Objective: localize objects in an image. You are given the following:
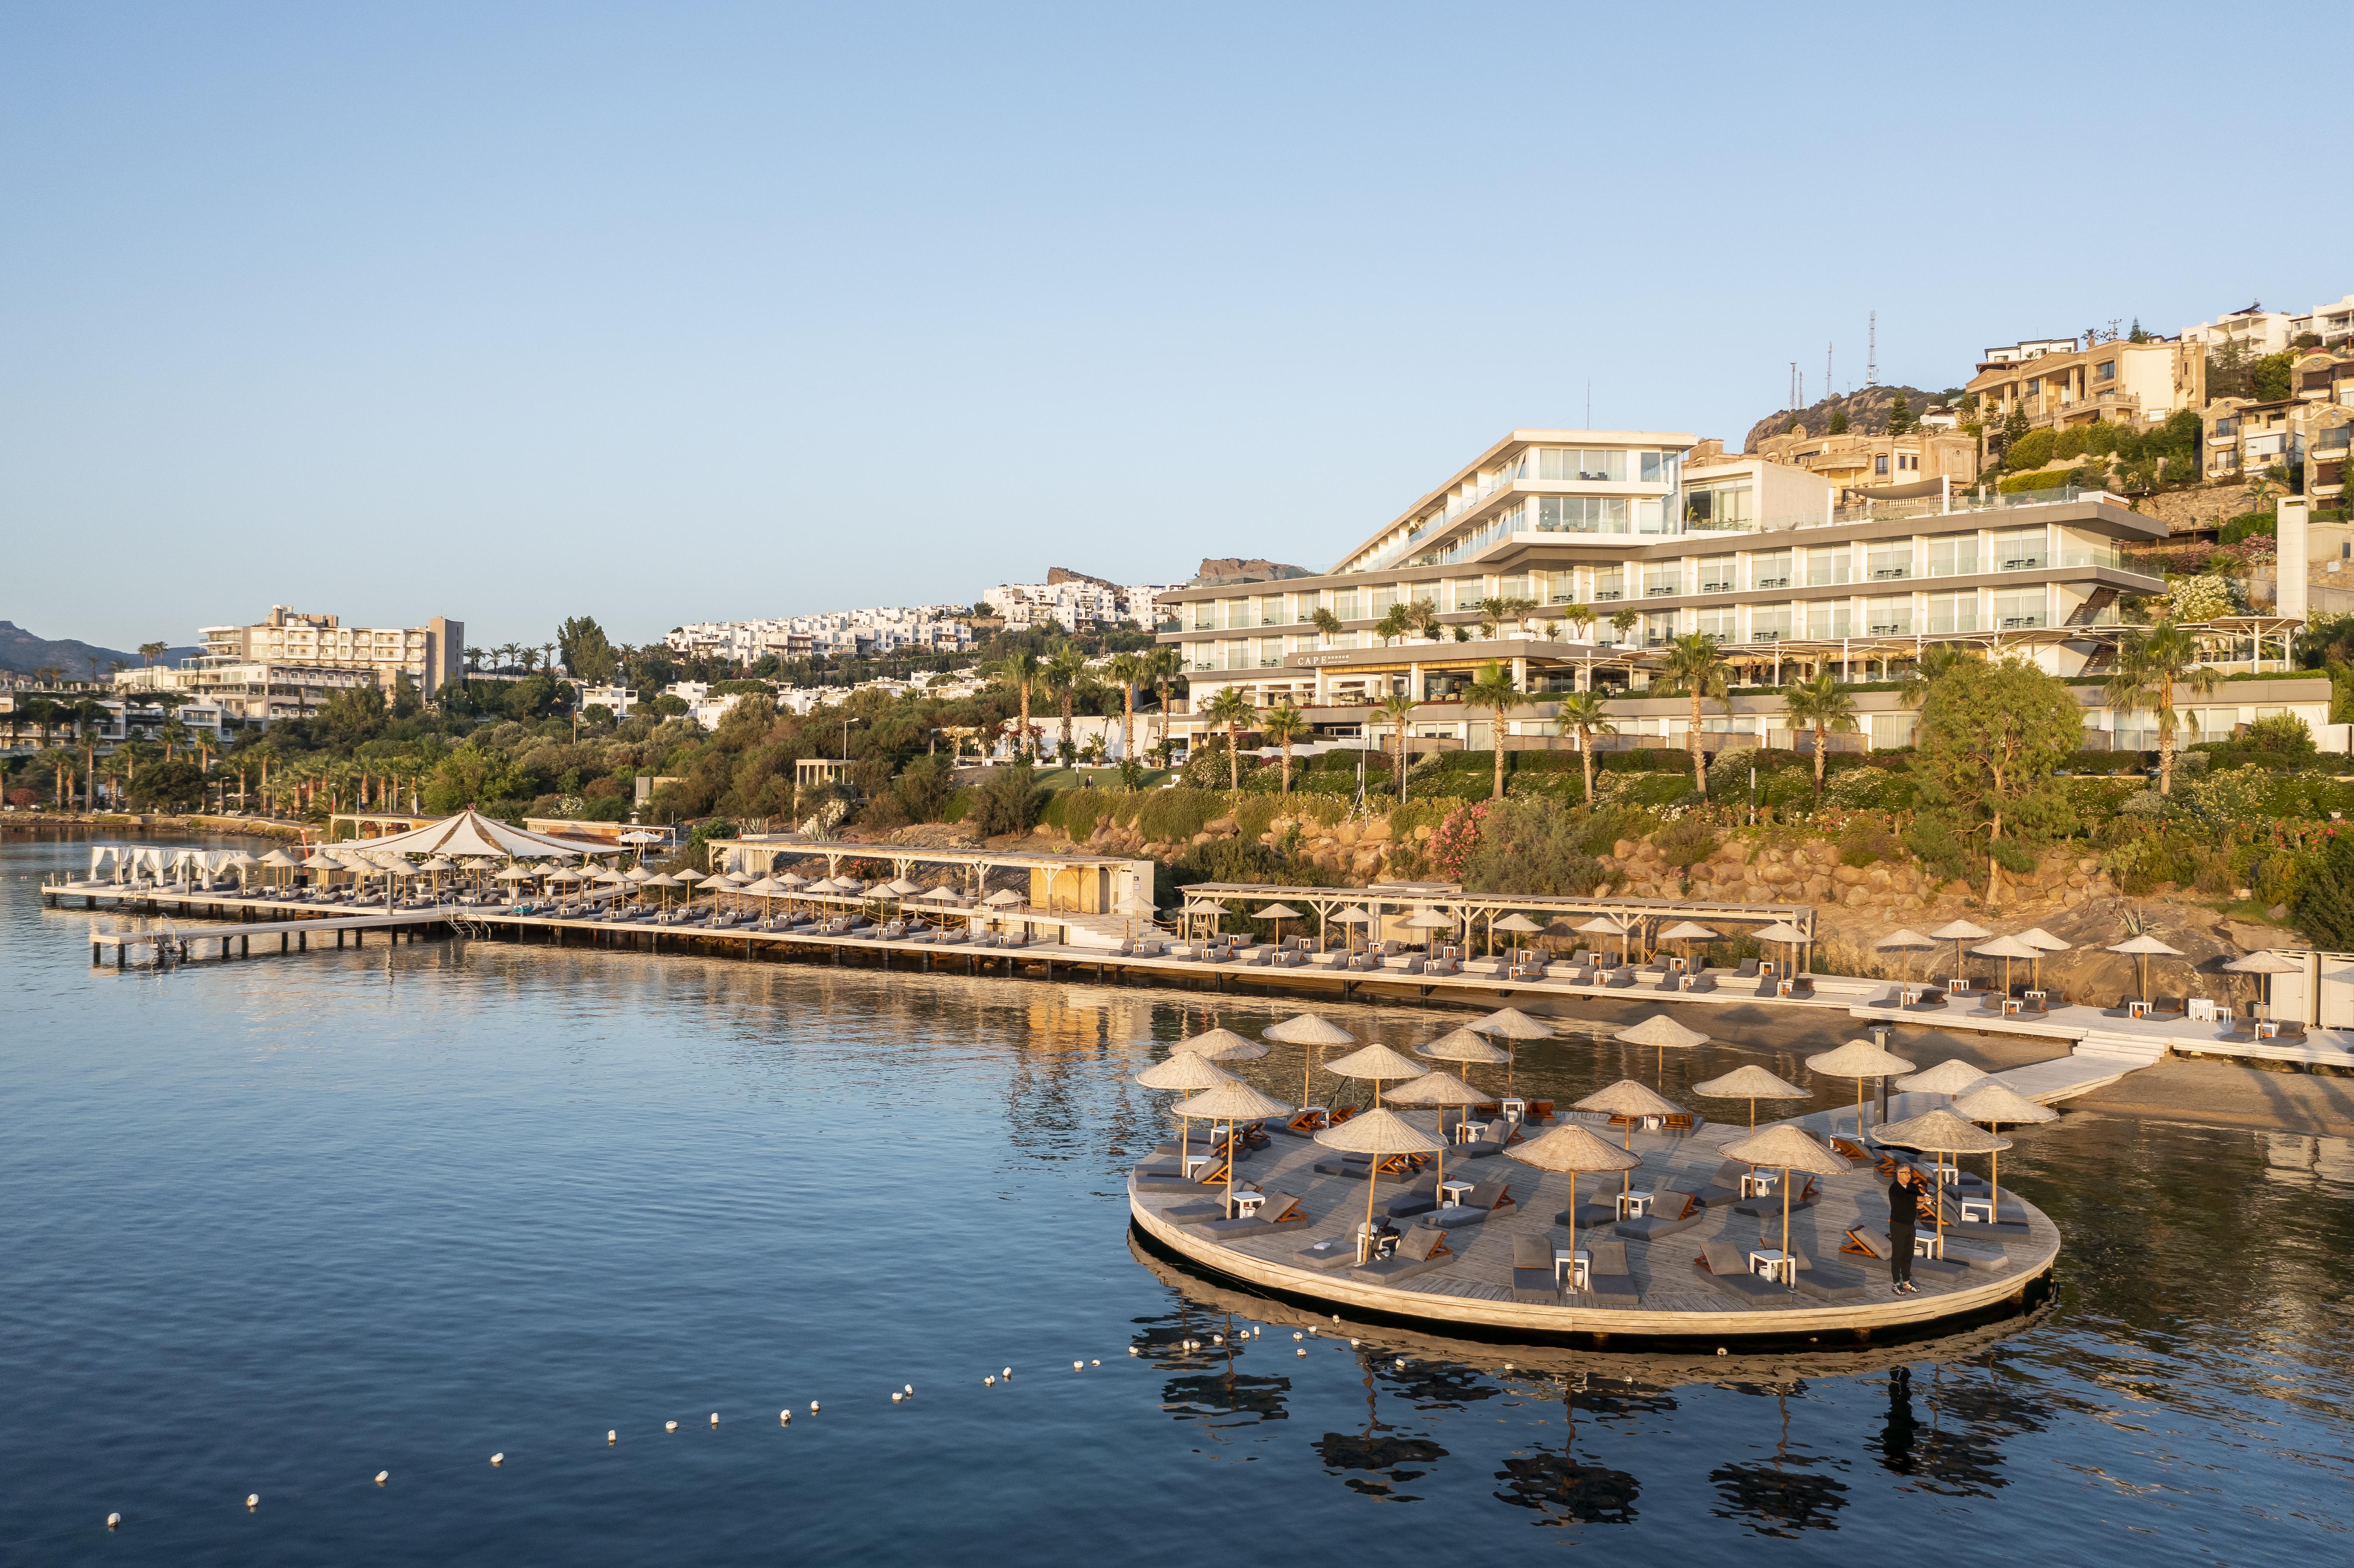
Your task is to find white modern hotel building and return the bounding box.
[1155,429,2332,756]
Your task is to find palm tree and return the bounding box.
[1373,691,1417,797]
[2106,621,2220,794]
[1782,671,1858,801]
[138,641,166,669]
[1260,703,1310,793]
[1043,642,1093,758]
[1656,632,1728,797]
[990,649,1045,759]
[1145,645,1183,756]
[1464,663,1525,800]
[465,646,484,673]
[1556,690,1616,807]
[160,718,189,763]
[1311,607,1343,647]
[1898,642,1977,707]
[1105,651,1147,763]
[1202,685,1257,793]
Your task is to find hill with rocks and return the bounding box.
[0,621,195,680]
[1742,385,1952,453]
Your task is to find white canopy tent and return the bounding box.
[316,809,616,862]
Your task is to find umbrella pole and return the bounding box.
[1780,1165,1793,1286]
[1225,1116,1236,1220]
[1363,1164,1377,1263]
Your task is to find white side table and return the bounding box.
[1232,1192,1265,1220]
[1959,1197,1995,1224]
[1554,1249,1589,1289]
[1616,1190,1654,1219]
[1437,1179,1476,1209]
[1740,1171,1779,1200]
[1912,1232,1943,1260]
[1748,1248,1794,1285]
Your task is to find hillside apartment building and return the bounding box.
[1154,430,2333,760]
[1964,336,2206,435]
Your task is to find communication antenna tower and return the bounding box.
[1826,343,1834,404]
[1866,311,1878,387]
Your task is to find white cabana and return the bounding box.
[317,808,615,862]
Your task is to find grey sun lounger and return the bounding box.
[1197,1191,1309,1238]
[1581,1238,1640,1304]
[1693,1159,1752,1207]
[1512,1232,1561,1304]
[1379,1174,1442,1222]
[1696,1240,1787,1301]
[1733,1175,1819,1218]
[1350,1224,1454,1283]
[1292,1235,1362,1272]
[1843,1227,1971,1284]
[1615,1188,1704,1242]
[1787,1250,1872,1303]
[1419,1179,1516,1231]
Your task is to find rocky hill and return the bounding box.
[0,621,195,680]
[1742,385,1951,454]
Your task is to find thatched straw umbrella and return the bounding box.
[1805,1038,1915,1140]
[1505,1123,1641,1279]
[1721,1125,1853,1283]
[1384,1068,1486,1192]
[1613,1012,1709,1088]
[2107,932,2182,1009]
[1135,1053,1239,1177]
[1576,914,1630,966]
[1255,902,1304,950]
[1691,1064,1808,1132]
[1894,1058,1993,1105]
[2224,950,2304,1027]
[1323,1042,1427,1108]
[1873,1108,2011,1258]
[1753,920,1811,983]
[1314,1109,1447,1260]
[1950,1080,2055,1224]
[1657,919,1718,974]
[1490,911,1545,960]
[2015,927,2071,993]
[1971,933,2042,1000]
[1874,927,1937,987]
[1173,1027,1269,1064]
[1930,918,1993,990]
[1573,1080,1685,1204]
[1174,1079,1295,1219]
[1469,1007,1554,1093]
[1261,1013,1355,1112]
[1414,1028,1509,1099]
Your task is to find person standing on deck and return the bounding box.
[1887,1164,1923,1295]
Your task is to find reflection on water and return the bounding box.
[6,832,2354,1565]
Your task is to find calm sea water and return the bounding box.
[5,834,2351,1566]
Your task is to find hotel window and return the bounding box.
[1547,569,1578,604]
[1256,638,1282,668]
[1750,605,1792,641]
[1683,479,1753,530]
[1192,601,1217,630]
[1927,533,1978,577]
[1189,642,1217,671]
[1806,546,1852,587]
[1498,573,1532,600]
[1537,448,1628,482]
[1644,610,1678,646]
[1867,541,1912,581]
[1995,585,2048,628]
[1697,606,1736,639]
[1865,595,1914,635]
[1445,577,1482,611]
[2096,359,2115,382]
[1369,585,1399,616]
[1806,601,1853,639]
[1330,588,1362,621]
[1222,597,1252,628]
[1635,498,1670,535]
[1875,454,1890,476]
[1639,451,1675,484]
[1258,594,1287,625]
[1593,566,1625,601]
[1751,548,1793,589]
[1537,495,1628,533]
[1645,563,1682,597]
[1697,555,1736,592]
[1994,526,2047,571]
[2060,529,2120,568]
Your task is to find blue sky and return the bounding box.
[6,3,2349,653]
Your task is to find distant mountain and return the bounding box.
[0,621,196,680]
[1741,384,1953,453]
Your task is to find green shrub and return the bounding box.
[2217,510,2276,546]
[2294,834,2354,948]
[2003,428,2057,471]
[1837,816,1903,866]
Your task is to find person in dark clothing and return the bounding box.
[1887,1165,1922,1295]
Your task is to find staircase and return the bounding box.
[2066,586,2120,627]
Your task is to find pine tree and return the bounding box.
[1887,393,1917,435]
[2128,318,2148,343]
[1828,408,1850,435]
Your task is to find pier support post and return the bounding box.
[92,942,101,966]
[281,932,289,953]
[240,934,249,958]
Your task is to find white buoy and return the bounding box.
[246,1494,259,1510]
[779,1410,790,1423]
[608,1431,617,1444]
[1090,1360,1099,1367]
[1331,1314,1340,1322]
[1717,1347,1728,1356]
[1213,1335,1224,1345]
[810,1401,820,1413]
[375,1469,389,1485]
[665,1420,678,1433]
[490,1453,504,1466]
[1395,1359,1406,1370]
[107,1512,121,1530]
[1072,1360,1083,1370]
[1002,1367,1012,1379]
[1349,1338,1360,1347]
[1296,1348,1307,1357]
[984,1375,996,1386]
[1293,1332,1303,1341]
[1128,1346,1139,1356]
[892,1392,903,1402]
[904,1384,913,1396]
[709,1412,719,1426]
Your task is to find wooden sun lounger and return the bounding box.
[1695,1241,1785,1300]
[1350,1224,1454,1283]
[1582,1237,1640,1304]
[1290,1235,1361,1272]
[1196,1191,1309,1237]
[1732,1174,1819,1217]
[1787,1250,1872,1303]
[1511,1233,1561,1304]
[1418,1179,1515,1231]
[1615,1189,1703,1242]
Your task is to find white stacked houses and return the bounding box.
[983,579,1174,632]
[665,605,973,663]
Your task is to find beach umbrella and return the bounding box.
[1314,1108,1447,1260]
[1383,1068,1486,1191]
[1895,1058,1994,1104]
[593,866,628,884]
[1333,905,1373,955]
[1874,1108,2011,1258]
[1469,1005,1554,1092]
[1931,918,1993,990]
[1874,927,1937,986]
[1951,1081,2056,1226]
[641,871,683,913]
[741,875,783,896]
[1657,918,1718,972]
[2015,927,2071,992]
[1574,1079,1686,1201]
[981,888,1023,906]
[1173,1027,1270,1064]
[2106,932,2182,1008]
[674,867,707,891]
[1505,1122,1642,1278]
[1614,1012,1709,1088]
[1323,1041,1428,1108]
[1721,1125,1853,1285]
[1254,902,1304,949]
[1806,1038,1915,1139]
[1415,1028,1510,1098]
[1691,1064,1808,1131]
[2223,950,2303,1025]
[1577,914,1630,964]
[1260,1013,1355,1111]
[1488,911,1544,960]
[1753,921,1811,982]
[1137,1053,1242,1184]
[495,866,536,882]
[776,872,810,889]
[1971,933,2042,999]
[1403,908,1458,957]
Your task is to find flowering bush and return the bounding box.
[2166,574,2239,622]
[1426,802,1488,880]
